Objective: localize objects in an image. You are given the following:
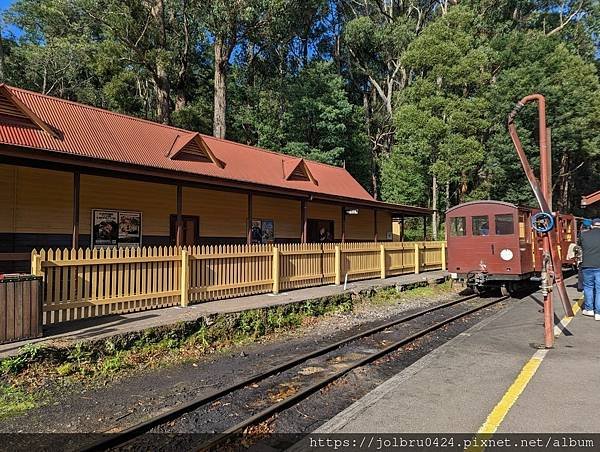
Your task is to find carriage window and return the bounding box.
[450,217,466,236]
[472,216,490,236]
[495,214,515,235]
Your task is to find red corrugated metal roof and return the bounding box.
[0,84,379,201]
[0,84,430,214]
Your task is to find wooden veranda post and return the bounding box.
[272,246,280,294]
[414,243,420,274]
[180,248,189,307]
[176,184,183,246]
[400,216,405,241]
[247,193,253,245]
[301,200,307,243]
[335,245,341,285]
[341,207,346,243]
[72,172,80,249]
[374,209,378,242]
[380,244,386,279]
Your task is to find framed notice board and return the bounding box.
[92,209,142,247]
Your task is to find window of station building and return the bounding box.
[472,216,490,236]
[495,214,515,235]
[450,217,466,236]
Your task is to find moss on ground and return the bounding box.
[0,279,451,419]
[0,384,39,419]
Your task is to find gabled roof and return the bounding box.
[0,84,431,214]
[0,85,59,138]
[167,132,224,168]
[283,158,318,185]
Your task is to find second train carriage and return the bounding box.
[446,201,577,295]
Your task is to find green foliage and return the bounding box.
[1,0,599,212]
[99,352,128,375]
[0,344,46,375]
[56,362,75,377]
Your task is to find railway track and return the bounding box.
[81,292,509,452]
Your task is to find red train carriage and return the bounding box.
[446,201,577,295]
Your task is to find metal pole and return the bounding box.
[535,96,554,349]
[508,94,574,348]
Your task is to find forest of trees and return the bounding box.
[1,0,599,238]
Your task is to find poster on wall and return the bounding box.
[92,209,142,247]
[92,210,118,246]
[261,219,274,244]
[118,211,142,246]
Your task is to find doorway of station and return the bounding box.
[307,219,334,242]
[170,215,199,246]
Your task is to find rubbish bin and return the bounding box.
[0,274,43,344]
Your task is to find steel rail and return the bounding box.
[80,292,488,452]
[198,295,509,451]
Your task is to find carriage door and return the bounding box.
[518,211,534,273]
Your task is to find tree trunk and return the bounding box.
[213,35,228,139]
[151,0,171,124]
[432,174,439,240]
[0,31,5,81]
[175,91,187,112]
[363,90,378,199]
[557,152,571,212]
[154,67,171,124]
[459,171,468,204]
[174,0,191,113]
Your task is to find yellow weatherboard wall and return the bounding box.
[377,210,393,240]
[307,202,342,239]
[183,187,246,237]
[80,175,176,236]
[253,196,301,239]
[346,208,375,240]
[0,164,16,233]
[0,164,72,234]
[392,220,403,241]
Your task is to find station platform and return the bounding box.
[0,270,447,359]
[317,276,596,434]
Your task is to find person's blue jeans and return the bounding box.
[582,267,600,312]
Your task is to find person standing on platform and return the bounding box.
[580,218,600,320]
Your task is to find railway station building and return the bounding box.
[0,84,431,270]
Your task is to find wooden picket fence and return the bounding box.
[31,241,446,325]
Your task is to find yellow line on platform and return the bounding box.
[465,297,583,452]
